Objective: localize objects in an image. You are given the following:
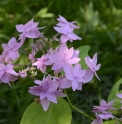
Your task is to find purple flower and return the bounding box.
[54,24,81,43]
[0,64,18,86]
[64,63,86,91]
[33,54,53,73]
[54,15,81,43]
[1,37,21,63]
[28,76,66,111]
[85,53,101,80]
[49,43,80,72]
[93,99,116,112]
[92,99,116,124]
[56,15,79,29]
[16,19,44,44]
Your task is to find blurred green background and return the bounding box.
[0,0,122,124]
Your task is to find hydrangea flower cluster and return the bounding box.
[91,99,117,124]
[0,15,121,123]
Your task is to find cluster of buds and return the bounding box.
[1,15,121,123]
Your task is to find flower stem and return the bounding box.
[64,90,94,121]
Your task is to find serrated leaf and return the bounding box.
[77,45,90,69]
[20,98,72,124]
[108,78,122,113]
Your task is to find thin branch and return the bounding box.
[64,90,94,121]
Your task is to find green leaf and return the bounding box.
[20,98,72,124]
[77,45,90,69]
[108,78,122,113]
[103,120,117,124]
[35,7,54,18]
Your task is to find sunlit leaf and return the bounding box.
[20,98,72,124]
[35,7,54,18]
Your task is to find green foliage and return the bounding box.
[78,45,90,69]
[0,0,122,124]
[103,120,118,124]
[20,98,72,124]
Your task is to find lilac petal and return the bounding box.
[72,80,78,91]
[1,73,9,83]
[60,78,72,89]
[54,27,63,34]
[6,68,18,76]
[44,60,53,65]
[68,33,82,40]
[52,61,64,70]
[73,50,79,58]
[12,43,22,50]
[73,63,81,77]
[15,51,19,58]
[58,15,67,23]
[40,92,46,100]
[116,93,122,98]
[107,99,115,106]
[25,19,34,28]
[54,90,66,97]
[63,64,73,74]
[40,65,46,73]
[16,24,25,32]
[6,64,14,69]
[77,82,82,90]
[98,113,114,120]
[34,80,42,85]
[47,93,57,103]
[28,89,40,96]
[48,81,59,93]
[9,51,17,60]
[48,53,58,63]
[67,57,80,64]
[92,53,97,67]
[8,37,17,48]
[79,70,86,77]
[41,98,50,111]
[33,61,43,67]
[19,35,25,45]
[1,44,10,51]
[75,77,83,82]
[100,100,106,106]
[91,119,97,124]
[85,57,93,70]
[61,35,69,43]
[32,22,39,29]
[65,47,74,59]
[25,31,37,38]
[65,73,74,80]
[83,69,94,83]
[95,64,101,71]
[0,71,4,77]
[63,25,73,33]
[0,63,5,69]
[57,52,64,61]
[59,43,68,53]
